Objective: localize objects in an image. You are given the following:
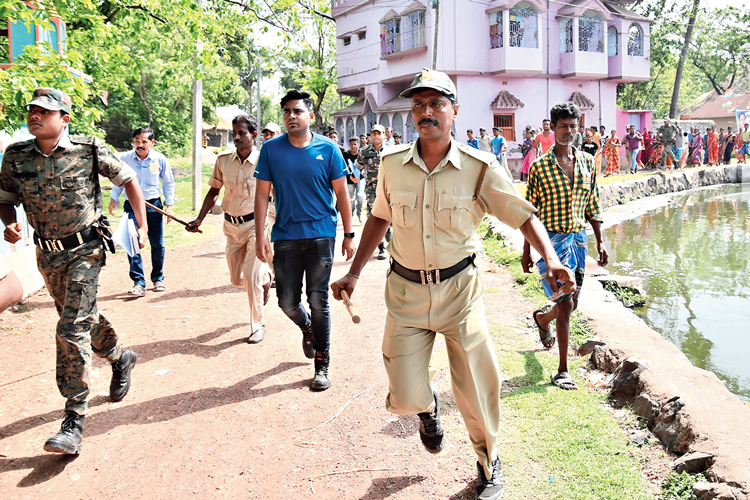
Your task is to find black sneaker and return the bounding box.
[110,349,137,402]
[43,411,84,454]
[417,389,444,454]
[311,350,331,391]
[301,325,315,359]
[476,458,504,500]
[376,242,387,260]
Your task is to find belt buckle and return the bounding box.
[419,270,427,285]
[231,215,238,224]
[45,239,63,252]
[434,269,441,284]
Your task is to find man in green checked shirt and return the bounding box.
[521,102,609,390]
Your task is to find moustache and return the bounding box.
[418,118,439,127]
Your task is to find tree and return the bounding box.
[689,7,750,96]
[669,0,700,118]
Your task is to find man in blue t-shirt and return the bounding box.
[491,127,507,163]
[254,89,356,391]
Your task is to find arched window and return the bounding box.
[356,116,365,136]
[368,108,377,131]
[346,118,354,142]
[335,118,344,140]
[607,26,618,56]
[379,113,390,129]
[490,11,503,49]
[406,112,417,142]
[579,10,604,53]
[560,18,573,53]
[509,2,538,48]
[627,24,643,56]
[392,113,404,138]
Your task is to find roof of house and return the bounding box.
[375,96,413,113]
[570,91,596,110]
[332,99,367,118]
[690,93,750,119]
[602,1,651,22]
[490,90,525,109]
[202,117,232,131]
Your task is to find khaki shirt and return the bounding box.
[372,140,535,271]
[208,148,260,217]
[0,135,135,239]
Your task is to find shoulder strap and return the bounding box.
[473,163,488,201]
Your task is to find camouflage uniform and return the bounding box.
[0,135,136,415]
[657,123,679,166]
[356,143,383,216]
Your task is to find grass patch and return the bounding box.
[603,281,648,308]
[660,471,706,500]
[476,221,652,499]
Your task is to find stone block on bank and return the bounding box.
[674,451,714,474]
[633,392,660,427]
[611,357,652,398]
[694,481,744,500]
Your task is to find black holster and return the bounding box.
[95,215,116,254]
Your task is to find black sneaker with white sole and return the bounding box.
[417,389,444,454]
[476,458,504,500]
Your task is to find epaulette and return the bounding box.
[380,143,411,158]
[68,135,97,146]
[456,142,497,165]
[216,149,234,158]
[5,138,35,152]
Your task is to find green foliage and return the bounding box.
[660,471,706,500]
[603,281,648,308]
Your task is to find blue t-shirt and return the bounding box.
[491,136,506,159]
[254,133,347,241]
[467,138,479,149]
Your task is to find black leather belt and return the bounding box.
[224,212,254,224]
[391,255,475,285]
[34,226,101,252]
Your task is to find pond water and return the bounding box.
[591,184,750,401]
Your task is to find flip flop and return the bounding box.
[533,307,556,349]
[551,371,578,390]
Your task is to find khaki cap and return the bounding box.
[399,68,457,102]
[370,124,386,134]
[262,122,281,134]
[28,87,72,114]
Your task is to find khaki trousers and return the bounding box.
[223,219,270,332]
[382,264,500,478]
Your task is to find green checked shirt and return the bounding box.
[526,146,602,234]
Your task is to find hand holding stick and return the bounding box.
[340,290,361,324]
[144,201,202,233]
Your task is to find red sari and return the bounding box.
[708,131,719,166]
[603,136,621,175]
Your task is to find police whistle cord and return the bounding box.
[340,290,361,324]
[144,201,202,233]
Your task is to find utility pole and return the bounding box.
[256,64,262,121]
[191,0,203,210]
[432,0,439,69]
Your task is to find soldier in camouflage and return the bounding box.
[0,88,147,455]
[357,124,391,260]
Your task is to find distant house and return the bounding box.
[331,0,653,173]
[203,118,233,148]
[689,93,750,132]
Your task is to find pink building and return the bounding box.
[331,0,652,172]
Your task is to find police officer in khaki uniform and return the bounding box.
[331,69,575,500]
[187,114,271,343]
[0,88,146,454]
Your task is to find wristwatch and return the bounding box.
[344,232,355,239]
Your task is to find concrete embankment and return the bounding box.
[492,166,750,499]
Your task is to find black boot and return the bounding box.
[417,389,445,454]
[476,458,504,500]
[43,411,84,454]
[376,242,387,260]
[311,351,331,391]
[301,325,316,359]
[110,349,137,402]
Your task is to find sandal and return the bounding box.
[533,306,556,349]
[551,371,578,390]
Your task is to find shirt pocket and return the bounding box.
[15,170,39,204]
[146,162,161,186]
[389,190,418,228]
[578,169,591,192]
[436,193,474,230]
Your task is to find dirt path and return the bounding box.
[0,218,542,499]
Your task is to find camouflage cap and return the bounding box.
[399,68,457,102]
[262,122,281,134]
[28,87,72,114]
[370,124,386,134]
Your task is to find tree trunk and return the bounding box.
[669,0,700,119]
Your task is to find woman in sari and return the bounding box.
[648,139,664,169]
[737,132,745,164]
[718,128,727,165]
[707,126,719,166]
[725,130,736,164]
[520,129,536,182]
[641,130,653,167]
[603,130,621,176]
[691,128,703,166]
